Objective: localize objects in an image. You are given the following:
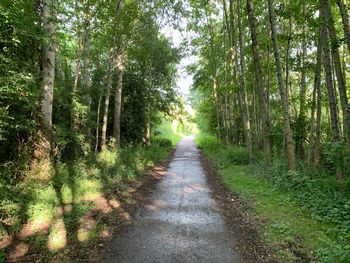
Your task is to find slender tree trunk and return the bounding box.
[322,0,350,152]
[322,24,341,141]
[321,0,348,187]
[82,0,92,136]
[336,0,350,54]
[95,95,102,153]
[41,0,55,130]
[247,0,272,160]
[113,51,124,146]
[308,30,323,166]
[101,50,114,150]
[237,0,253,160]
[71,43,81,131]
[296,2,308,158]
[314,78,322,167]
[206,7,221,141]
[285,0,292,101]
[267,0,296,171]
[112,0,124,147]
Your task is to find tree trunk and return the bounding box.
[237,0,253,160]
[285,0,292,101]
[71,43,81,131]
[206,7,221,141]
[322,0,350,153]
[322,24,341,141]
[308,30,323,167]
[41,0,55,130]
[296,2,307,158]
[321,0,347,187]
[247,0,272,160]
[336,0,350,54]
[101,50,114,150]
[113,51,124,146]
[314,77,322,167]
[267,0,296,171]
[95,95,102,153]
[112,0,124,147]
[82,0,92,136]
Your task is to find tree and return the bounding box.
[41,0,56,130]
[247,0,271,161]
[267,0,296,171]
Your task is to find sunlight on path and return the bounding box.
[96,136,242,263]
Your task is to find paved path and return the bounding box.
[98,136,242,263]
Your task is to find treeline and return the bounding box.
[189,0,350,185]
[0,0,182,174]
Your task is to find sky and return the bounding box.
[160,23,197,99]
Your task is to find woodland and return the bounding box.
[1,0,350,262]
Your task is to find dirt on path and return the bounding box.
[91,136,274,263]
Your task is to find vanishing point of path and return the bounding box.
[96,136,243,263]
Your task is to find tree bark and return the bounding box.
[285,0,292,101]
[321,0,347,187]
[308,30,323,167]
[95,95,102,153]
[247,0,272,160]
[322,0,350,152]
[112,0,124,147]
[296,2,307,158]
[82,0,92,136]
[205,7,221,141]
[267,0,296,171]
[101,50,114,150]
[41,0,56,130]
[113,51,124,146]
[336,0,350,54]
[237,0,253,160]
[321,24,341,142]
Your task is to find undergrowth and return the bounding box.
[196,133,350,263]
[0,137,173,262]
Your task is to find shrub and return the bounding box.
[225,146,250,165]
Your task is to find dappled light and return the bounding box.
[47,219,67,251]
[183,184,205,194]
[145,199,169,212]
[8,242,29,261]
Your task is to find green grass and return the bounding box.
[0,138,173,261]
[196,133,350,263]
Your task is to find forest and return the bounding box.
[0,0,350,262]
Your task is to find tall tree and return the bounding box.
[41,0,56,130]
[267,0,296,171]
[321,0,350,153]
[112,0,125,146]
[246,0,272,160]
[336,0,350,54]
[236,0,253,160]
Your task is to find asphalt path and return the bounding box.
[98,136,242,263]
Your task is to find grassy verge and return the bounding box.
[0,137,174,262]
[195,134,350,263]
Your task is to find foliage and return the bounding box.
[196,133,350,262]
[0,137,173,260]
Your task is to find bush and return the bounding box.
[225,146,250,165]
[196,134,249,166]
